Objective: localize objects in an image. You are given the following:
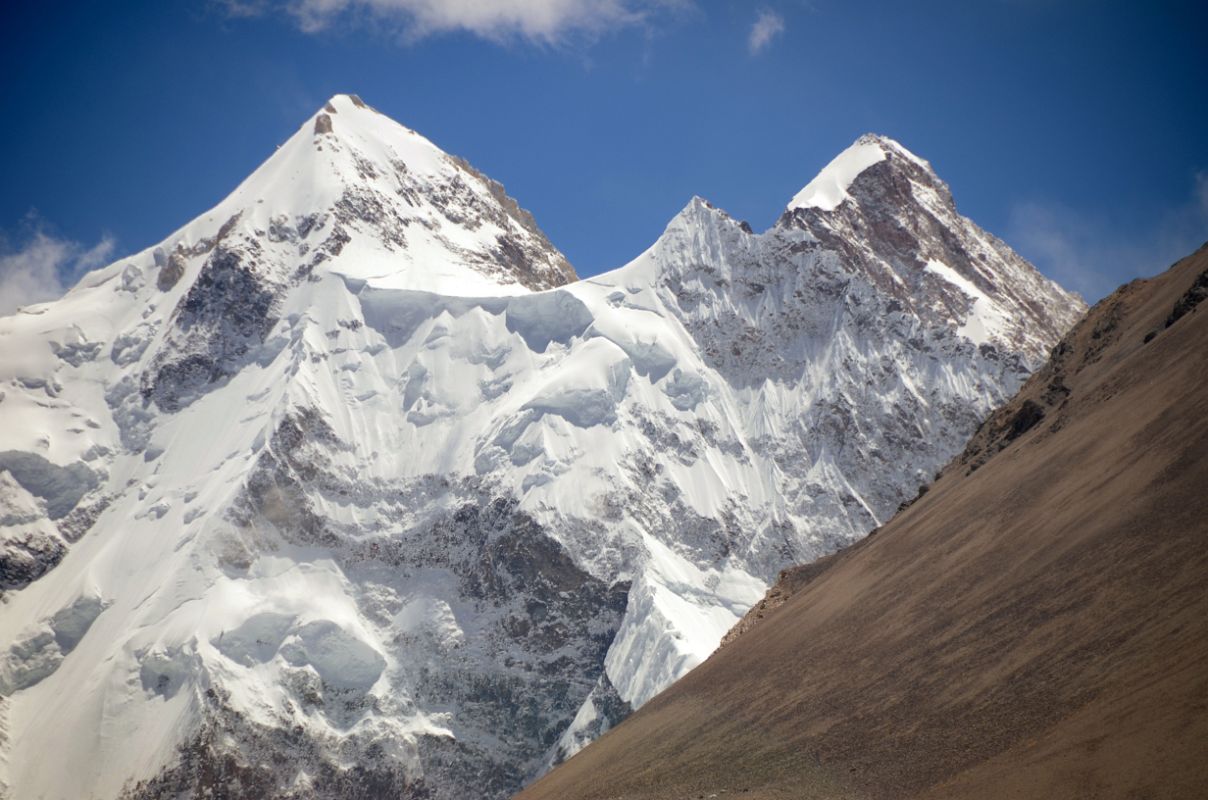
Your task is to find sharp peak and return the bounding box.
[680,195,750,222]
[686,195,719,210]
[656,196,757,238]
[786,132,934,212]
[850,132,928,164]
[309,93,390,135]
[320,93,372,113]
[292,92,453,166]
[668,195,723,218]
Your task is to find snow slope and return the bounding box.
[788,138,890,211]
[0,99,1085,800]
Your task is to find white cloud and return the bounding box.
[226,0,687,44]
[1006,173,1208,303]
[748,8,784,55]
[0,228,115,317]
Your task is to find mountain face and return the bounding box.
[517,245,1208,800]
[784,134,1081,367]
[0,96,1083,800]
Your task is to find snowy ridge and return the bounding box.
[0,103,1084,800]
[788,137,887,211]
[788,134,929,212]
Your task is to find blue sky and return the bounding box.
[1,0,1205,310]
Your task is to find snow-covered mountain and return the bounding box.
[784,134,1077,366]
[0,95,1084,800]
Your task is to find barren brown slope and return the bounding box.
[518,243,1208,800]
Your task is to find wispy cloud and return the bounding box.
[214,0,270,19]
[1006,173,1208,303]
[748,8,785,55]
[221,0,689,45]
[0,221,115,317]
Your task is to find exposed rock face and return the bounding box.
[155,250,187,291]
[1164,262,1208,328]
[0,97,1083,800]
[0,455,102,591]
[448,155,577,290]
[146,243,281,412]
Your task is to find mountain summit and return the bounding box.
[0,103,1083,799]
[788,133,926,212]
[784,133,1082,366]
[165,93,576,297]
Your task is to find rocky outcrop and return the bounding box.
[156,250,187,291]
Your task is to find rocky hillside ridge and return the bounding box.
[0,99,1083,800]
[958,243,1208,475]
